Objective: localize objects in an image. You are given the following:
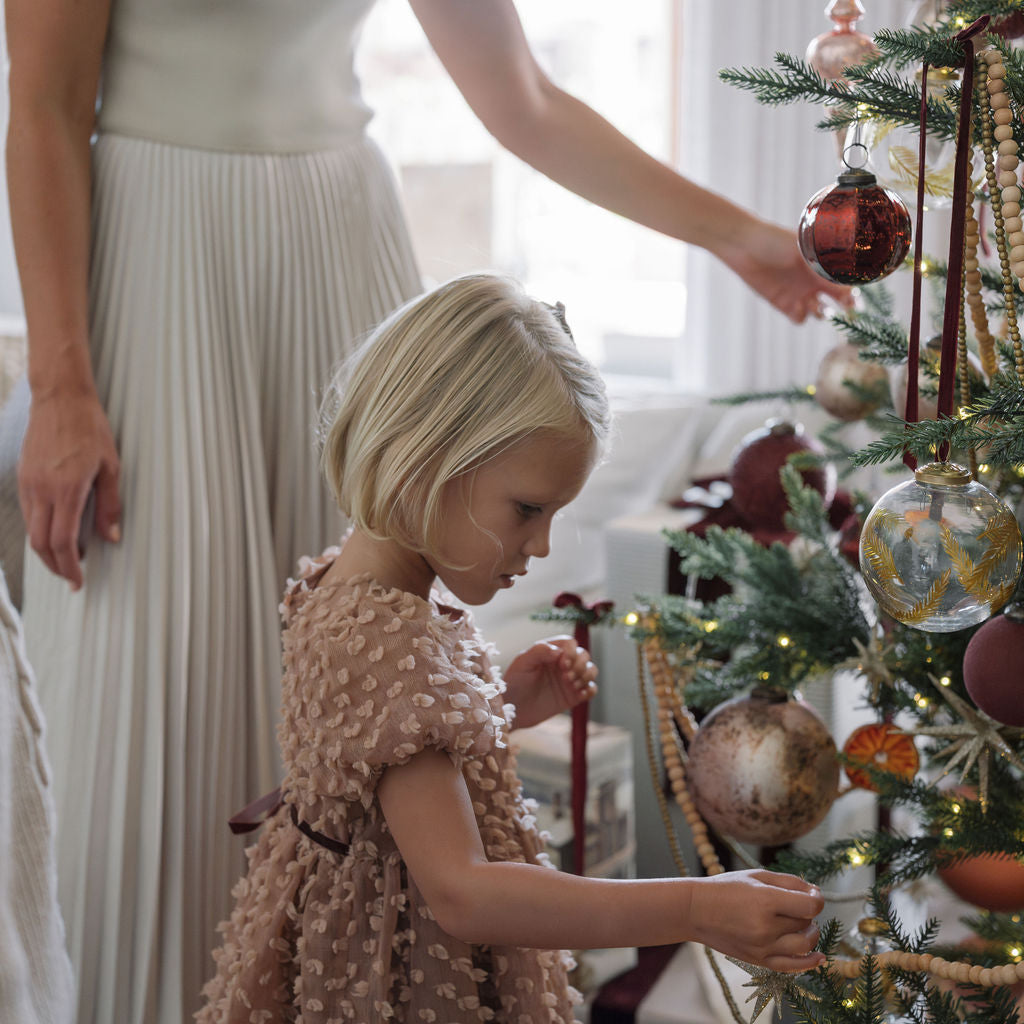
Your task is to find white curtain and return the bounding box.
[678,0,907,394]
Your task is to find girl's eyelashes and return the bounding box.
[516,502,544,519]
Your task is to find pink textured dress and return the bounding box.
[197,552,582,1023]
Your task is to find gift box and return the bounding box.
[514,714,635,879]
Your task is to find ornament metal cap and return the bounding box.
[856,917,889,937]
[913,461,972,487]
[836,167,878,187]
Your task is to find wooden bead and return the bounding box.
[955,963,972,984]
[1009,262,1024,279]
[983,49,1002,65]
[991,91,1011,110]
[1002,202,1022,218]
[1003,185,1022,203]
[998,964,1020,986]
[989,61,1007,78]
[999,154,1020,171]
[999,169,1019,187]
[1008,229,1024,246]
[1005,216,1024,233]
[995,107,1014,125]
[999,139,1020,155]
[1010,244,1024,263]
[980,967,996,986]
[989,78,1007,95]
[968,964,985,984]
[965,256,980,271]
[996,124,1015,142]
[966,271,983,287]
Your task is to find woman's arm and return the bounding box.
[378,748,825,972]
[6,0,121,590]
[406,0,851,324]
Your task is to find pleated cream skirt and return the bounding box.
[21,132,421,1024]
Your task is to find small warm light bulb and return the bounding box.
[920,259,931,275]
[943,828,954,838]
[623,611,639,626]
[777,635,792,648]
[978,464,991,474]
[950,801,962,815]
[758,671,771,681]
[1009,946,1022,960]
[842,998,857,1009]
[914,693,929,709]
[806,384,817,396]
[848,848,865,866]
[704,620,718,634]
[938,676,951,687]
[954,15,967,27]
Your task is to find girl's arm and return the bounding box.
[406,0,851,325]
[6,0,121,591]
[378,748,825,972]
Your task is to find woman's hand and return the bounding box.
[504,635,597,730]
[685,869,826,974]
[716,219,855,325]
[18,389,121,590]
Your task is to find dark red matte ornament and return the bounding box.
[962,603,1024,728]
[798,167,912,285]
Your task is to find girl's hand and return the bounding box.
[18,390,121,590]
[504,635,597,730]
[686,869,826,973]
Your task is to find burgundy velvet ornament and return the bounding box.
[728,420,836,533]
[798,168,912,285]
[962,603,1024,728]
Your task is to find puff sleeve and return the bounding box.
[281,582,509,816]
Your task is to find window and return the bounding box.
[357,0,689,387]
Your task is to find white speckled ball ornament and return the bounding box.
[686,686,839,847]
[814,341,891,421]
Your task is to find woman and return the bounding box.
[6,1,849,1021]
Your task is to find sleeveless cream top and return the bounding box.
[97,0,377,153]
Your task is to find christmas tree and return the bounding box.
[612,2,1024,1021]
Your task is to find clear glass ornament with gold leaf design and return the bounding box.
[859,463,1023,632]
[847,68,964,210]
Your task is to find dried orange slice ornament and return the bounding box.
[842,722,919,791]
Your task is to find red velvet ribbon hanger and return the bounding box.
[905,15,991,467]
[552,591,614,876]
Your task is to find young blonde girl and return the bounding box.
[197,274,825,1023]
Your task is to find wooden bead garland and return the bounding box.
[978,48,1024,382]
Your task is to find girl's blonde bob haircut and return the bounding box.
[321,273,610,555]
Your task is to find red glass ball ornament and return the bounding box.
[798,168,912,285]
[687,686,840,847]
[962,603,1024,728]
[728,420,837,532]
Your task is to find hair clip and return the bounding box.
[545,301,575,343]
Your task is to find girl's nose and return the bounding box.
[523,521,551,560]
